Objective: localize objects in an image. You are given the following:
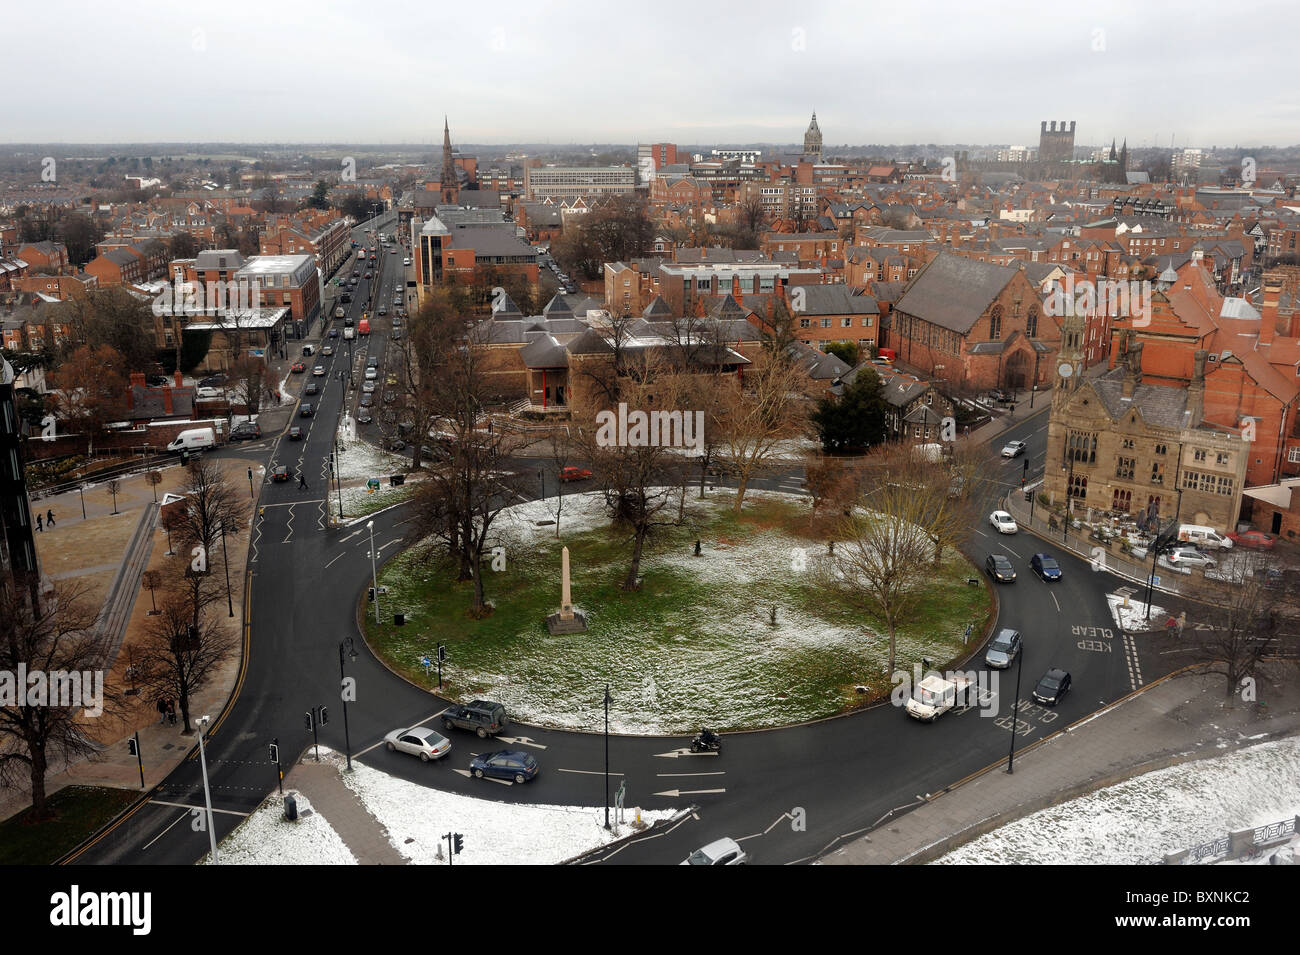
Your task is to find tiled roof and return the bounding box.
[893,253,1020,333]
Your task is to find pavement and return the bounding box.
[824,664,1300,864]
[283,756,407,865]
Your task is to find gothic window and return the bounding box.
[1026,307,1038,338]
[1116,457,1135,480]
[1068,474,1088,500]
[1151,462,1165,485]
[1112,488,1132,511]
[989,305,1002,340]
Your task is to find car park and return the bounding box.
[229,422,261,441]
[1000,440,1027,458]
[271,465,290,482]
[442,700,509,737]
[989,510,1018,534]
[383,726,451,763]
[985,554,1016,583]
[1030,553,1062,581]
[300,403,314,417]
[290,362,306,374]
[1227,529,1275,550]
[984,628,1022,669]
[681,838,748,865]
[288,426,303,440]
[1032,668,1072,706]
[469,750,538,784]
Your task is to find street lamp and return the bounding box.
[603,684,612,830]
[338,637,358,770]
[195,715,218,863]
[219,521,234,617]
[1005,645,1024,773]
[367,520,379,624]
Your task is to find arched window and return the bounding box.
[989,305,1002,340]
[1026,307,1038,338]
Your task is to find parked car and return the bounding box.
[229,422,261,441]
[357,411,373,424]
[384,726,451,763]
[469,750,538,784]
[1030,553,1062,581]
[559,466,592,482]
[985,554,1016,583]
[442,700,508,738]
[365,367,378,381]
[1227,529,1275,550]
[681,838,748,866]
[362,380,377,393]
[989,510,1018,534]
[367,357,379,367]
[1000,440,1027,458]
[359,394,374,407]
[1165,547,1217,569]
[199,374,228,388]
[984,628,1023,669]
[1032,668,1072,706]
[271,465,290,482]
[300,403,314,417]
[288,426,303,440]
[290,362,306,374]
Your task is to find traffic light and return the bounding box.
[453,833,463,855]
[437,643,447,663]
[269,742,280,764]
[304,710,314,732]
[1024,486,1033,502]
[368,587,375,603]
[319,706,329,726]
[128,737,138,757]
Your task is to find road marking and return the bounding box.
[324,551,347,569]
[1122,632,1144,690]
[340,527,366,542]
[452,768,511,785]
[654,748,719,758]
[557,768,625,777]
[1051,591,1061,613]
[141,807,191,850]
[653,787,726,797]
[283,504,295,544]
[974,529,990,539]
[495,736,548,750]
[1001,543,1022,558]
[150,799,249,817]
[655,771,725,777]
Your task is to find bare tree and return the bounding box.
[51,345,128,455]
[824,444,972,674]
[228,356,273,415]
[0,581,122,819]
[171,458,247,572]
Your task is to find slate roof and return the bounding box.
[789,284,879,316]
[1088,367,1193,430]
[893,253,1021,333]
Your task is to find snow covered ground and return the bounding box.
[204,748,674,865]
[933,736,1300,865]
[1106,594,1167,632]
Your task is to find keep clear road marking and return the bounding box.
[495,736,547,750]
[653,787,726,797]
[655,748,720,758]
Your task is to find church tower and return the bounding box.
[439,116,459,205]
[1052,285,1086,411]
[803,111,823,161]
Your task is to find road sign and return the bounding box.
[367,478,380,492]
[1152,575,1161,587]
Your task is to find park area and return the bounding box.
[362,489,992,733]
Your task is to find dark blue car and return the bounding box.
[469,750,539,784]
[1030,553,1062,581]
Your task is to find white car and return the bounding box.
[384,726,451,762]
[1001,440,1027,458]
[322,345,334,356]
[681,837,748,865]
[365,367,378,380]
[312,365,325,376]
[989,510,1018,534]
[403,257,411,266]
[1165,547,1217,569]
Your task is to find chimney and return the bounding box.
[174,370,185,388]
[1259,274,1281,347]
[1187,348,1207,425]
[731,273,742,303]
[1041,121,1047,133]
[1121,341,1143,398]
[129,371,146,388]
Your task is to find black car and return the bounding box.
[229,422,261,441]
[442,700,508,738]
[340,293,352,304]
[300,403,313,417]
[985,554,1016,583]
[1032,668,1072,706]
[271,465,290,482]
[199,374,228,388]
[359,394,374,407]
[288,426,303,440]
[304,382,319,395]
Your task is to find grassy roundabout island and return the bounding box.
[363,489,992,734]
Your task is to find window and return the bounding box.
[842,317,852,328]
[1216,475,1234,496]
[799,318,811,329]
[1216,452,1229,466]
[1154,443,1167,456]
[1151,462,1164,485]
[989,305,1002,340]
[1068,474,1088,500]
[861,316,873,327]
[1289,447,1300,464]
[1112,488,1132,511]
[821,318,832,328]
[1122,438,1135,450]
[1067,430,1097,464]
[1193,449,1207,462]
[1026,307,1038,338]
[1116,457,1135,480]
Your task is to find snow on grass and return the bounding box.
[1107,594,1167,632]
[335,433,407,483]
[202,790,356,865]
[933,736,1300,865]
[319,748,674,865]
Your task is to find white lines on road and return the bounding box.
[258,500,327,508]
[974,529,990,539]
[1051,591,1061,613]
[655,771,725,777]
[452,768,511,785]
[654,747,719,759]
[1000,543,1023,558]
[557,768,625,777]
[353,710,448,758]
[141,808,191,851]
[340,527,366,542]
[652,787,726,797]
[324,551,347,570]
[149,799,249,818]
[1122,632,1144,691]
[282,504,296,544]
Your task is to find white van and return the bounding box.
[344,327,355,340]
[1177,524,1233,550]
[167,427,217,453]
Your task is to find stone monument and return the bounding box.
[546,546,588,634]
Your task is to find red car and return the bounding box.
[559,466,592,482]
[291,362,306,374]
[1227,529,1275,550]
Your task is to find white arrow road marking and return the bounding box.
[655,771,725,777]
[654,748,719,758]
[653,788,726,797]
[340,528,366,542]
[556,768,625,776]
[495,736,547,750]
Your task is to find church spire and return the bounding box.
[439,115,459,204]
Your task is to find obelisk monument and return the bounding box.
[547,545,588,634]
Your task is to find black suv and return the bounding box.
[442,700,508,738]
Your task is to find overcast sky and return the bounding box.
[8,0,1296,147]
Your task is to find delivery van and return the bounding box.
[166,427,217,453]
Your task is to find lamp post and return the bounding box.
[367,520,379,624]
[1006,646,1024,773]
[603,684,612,830]
[78,483,86,520]
[338,636,358,771]
[195,715,218,863]
[219,521,234,617]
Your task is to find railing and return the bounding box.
[28,451,177,498]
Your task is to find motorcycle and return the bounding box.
[690,730,722,753]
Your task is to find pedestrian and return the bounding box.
[156,697,167,725]
[298,472,309,490]
[46,509,55,527]
[166,699,176,725]
[35,513,42,532]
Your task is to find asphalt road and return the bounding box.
[71,301,1177,865]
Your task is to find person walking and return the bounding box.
[156,697,168,725]
[35,513,42,532]
[298,472,309,490]
[166,699,177,725]
[46,509,54,528]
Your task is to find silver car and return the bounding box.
[984,628,1023,669]
[681,837,748,865]
[384,726,451,762]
